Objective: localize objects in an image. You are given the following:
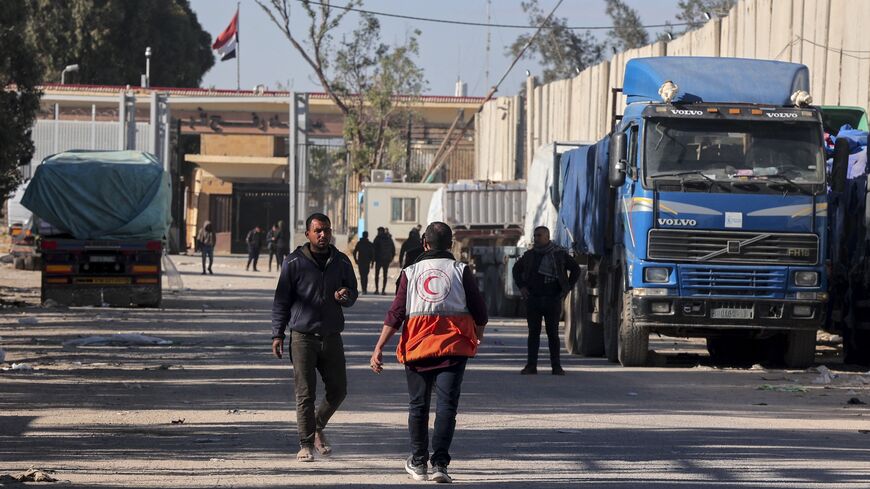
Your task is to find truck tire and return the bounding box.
[844,329,870,366]
[13,257,25,270]
[602,265,619,363]
[564,273,604,357]
[23,255,36,271]
[783,330,816,369]
[618,285,649,367]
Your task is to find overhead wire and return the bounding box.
[296,0,692,31]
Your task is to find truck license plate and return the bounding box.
[89,255,116,263]
[711,307,754,320]
[74,277,131,285]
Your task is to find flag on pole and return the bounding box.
[212,10,239,61]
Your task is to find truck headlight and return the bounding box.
[794,271,819,287]
[644,267,670,283]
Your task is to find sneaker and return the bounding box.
[405,456,428,481]
[296,445,315,462]
[314,430,332,455]
[431,464,452,483]
[552,366,566,376]
[520,365,537,375]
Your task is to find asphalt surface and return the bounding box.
[1,255,869,488]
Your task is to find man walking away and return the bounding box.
[512,226,580,375]
[353,231,375,294]
[370,221,487,483]
[245,225,264,271]
[399,228,424,269]
[196,221,216,275]
[275,220,290,272]
[271,213,358,462]
[373,227,396,295]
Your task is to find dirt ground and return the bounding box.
[1,255,869,488]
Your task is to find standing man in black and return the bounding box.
[512,226,580,375]
[353,231,375,294]
[271,213,359,462]
[373,227,396,295]
[245,225,264,271]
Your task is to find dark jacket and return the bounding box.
[271,243,359,338]
[512,244,580,297]
[399,235,423,267]
[373,233,396,264]
[353,237,375,266]
[246,229,264,250]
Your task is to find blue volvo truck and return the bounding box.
[557,57,847,367]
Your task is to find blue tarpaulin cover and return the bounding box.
[556,139,610,255]
[21,150,171,240]
[623,57,810,106]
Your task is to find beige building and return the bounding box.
[30,84,484,253]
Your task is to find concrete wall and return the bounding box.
[476,0,870,175]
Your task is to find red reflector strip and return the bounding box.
[132,265,159,274]
[146,241,162,251]
[41,240,58,250]
[136,277,160,284]
[45,277,69,284]
[45,265,73,273]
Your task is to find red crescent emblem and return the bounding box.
[415,268,451,303]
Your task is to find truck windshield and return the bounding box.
[643,118,825,187]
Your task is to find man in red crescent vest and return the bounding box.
[370,221,488,483]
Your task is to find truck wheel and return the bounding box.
[844,329,870,366]
[23,255,35,270]
[618,283,649,367]
[602,266,619,362]
[564,273,604,357]
[13,257,25,270]
[782,330,816,369]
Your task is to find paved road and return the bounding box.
[1,255,869,487]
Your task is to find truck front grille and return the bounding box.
[648,229,818,265]
[679,266,786,298]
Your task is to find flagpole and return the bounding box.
[236,3,241,92]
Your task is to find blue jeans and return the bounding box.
[201,245,214,273]
[405,358,467,466]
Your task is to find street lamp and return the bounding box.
[60,64,79,84]
[142,46,152,88]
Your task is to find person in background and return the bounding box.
[271,213,359,462]
[196,221,216,275]
[370,221,487,483]
[275,220,290,272]
[399,228,424,269]
[373,227,396,295]
[512,226,580,376]
[266,224,279,272]
[246,225,264,271]
[353,231,376,294]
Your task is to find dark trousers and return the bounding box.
[406,358,467,467]
[375,261,389,292]
[200,245,214,273]
[291,331,347,448]
[276,247,289,272]
[526,295,562,369]
[268,248,277,271]
[358,262,371,293]
[246,248,260,270]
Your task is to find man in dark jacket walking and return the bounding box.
[272,213,359,462]
[245,225,264,271]
[399,228,423,269]
[353,231,375,294]
[512,226,580,375]
[373,227,396,295]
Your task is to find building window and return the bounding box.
[391,197,417,223]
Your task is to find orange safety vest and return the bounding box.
[396,258,479,363]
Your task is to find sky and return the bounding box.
[190,0,682,97]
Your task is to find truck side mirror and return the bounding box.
[609,132,627,188]
[831,138,849,193]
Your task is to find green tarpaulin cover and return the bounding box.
[21,150,171,240]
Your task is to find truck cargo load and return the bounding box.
[21,150,171,240]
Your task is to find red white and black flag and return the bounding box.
[212,10,238,61]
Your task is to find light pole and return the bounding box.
[60,64,79,84]
[142,46,152,88]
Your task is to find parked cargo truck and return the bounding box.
[22,151,171,307]
[557,57,846,367]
